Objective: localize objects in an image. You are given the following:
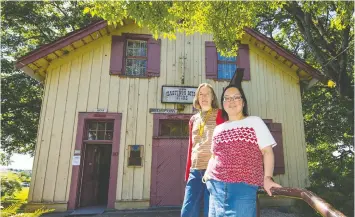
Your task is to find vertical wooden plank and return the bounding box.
[108,35,120,113]
[32,67,59,202]
[267,61,277,119]
[66,50,93,201]
[108,77,120,113]
[291,77,302,187]
[176,33,185,87]
[133,79,149,199]
[257,57,267,118]
[282,72,298,187]
[192,33,199,87]
[288,75,300,187]
[249,51,259,116]
[143,78,158,199]
[200,34,207,83]
[264,62,281,184]
[87,43,103,111]
[98,41,111,109]
[157,38,168,109]
[273,67,289,187]
[77,50,93,112]
[185,34,192,86]
[184,34,193,112]
[116,78,130,200]
[122,78,139,200]
[43,63,71,202]
[28,70,51,202]
[165,34,177,109]
[290,77,305,187]
[54,55,82,201]
[296,83,309,187]
[242,81,251,114]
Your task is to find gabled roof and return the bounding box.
[15,20,326,83]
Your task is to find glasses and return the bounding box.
[223,95,243,102]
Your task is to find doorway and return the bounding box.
[150,114,191,207]
[79,144,112,207]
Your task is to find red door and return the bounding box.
[150,138,188,207]
[79,144,112,207]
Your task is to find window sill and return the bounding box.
[110,74,159,79]
[153,136,189,139]
[83,140,112,144]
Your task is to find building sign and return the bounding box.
[149,108,178,114]
[161,86,197,104]
[93,108,108,112]
[72,156,81,166]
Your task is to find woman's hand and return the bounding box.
[263,176,282,196]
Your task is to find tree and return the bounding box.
[1,173,22,199]
[1,1,95,157]
[254,3,354,215]
[85,1,354,98]
[297,85,354,216]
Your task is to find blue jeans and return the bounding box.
[181,169,209,217]
[206,179,258,217]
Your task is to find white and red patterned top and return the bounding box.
[206,116,276,186]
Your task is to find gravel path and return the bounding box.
[261,208,301,217]
[43,208,301,217]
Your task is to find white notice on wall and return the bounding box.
[72,156,81,166]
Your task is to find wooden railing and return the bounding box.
[256,187,346,217]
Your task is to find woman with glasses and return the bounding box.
[203,72,281,217]
[181,83,224,217]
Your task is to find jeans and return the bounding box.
[181,169,209,217]
[206,179,258,217]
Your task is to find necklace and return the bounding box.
[198,108,213,136]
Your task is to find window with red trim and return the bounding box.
[110,34,161,77]
[205,41,250,81]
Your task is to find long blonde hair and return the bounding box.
[193,83,219,110]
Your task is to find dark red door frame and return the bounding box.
[68,112,122,210]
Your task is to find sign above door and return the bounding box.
[161,85,197,104]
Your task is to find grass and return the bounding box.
[14,187,29,202]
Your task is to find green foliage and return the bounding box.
[0,152,12,166]
[301,85,354,216]
[86,1,353,98]
[1,203,23,217]
[18,172,31,183]
[1,72,43,156]
[1,172,22,199]
[1,1,95,157]
[1,202,54,217]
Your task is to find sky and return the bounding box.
[3,154,34,170]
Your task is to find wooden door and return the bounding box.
[150,138,188,207]
[79,144,112,207]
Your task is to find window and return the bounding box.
[205,41,250,80]
[128,145,143,167]
[125,40,147,76]
[86,121,114,140]
[159,120,189,137]
[217,53,237,80]
[110,34,161,77]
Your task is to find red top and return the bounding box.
[184,109,225,181]
[206,116,277,186]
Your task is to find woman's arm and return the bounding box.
[261,146,282,196]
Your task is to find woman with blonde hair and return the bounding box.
[181,83,224,217]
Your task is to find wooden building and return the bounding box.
[16,20,324,211]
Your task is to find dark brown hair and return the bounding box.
[220,85,249,120]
